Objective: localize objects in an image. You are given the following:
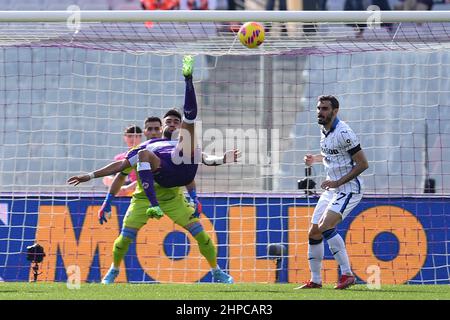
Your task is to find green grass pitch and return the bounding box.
[0,282,449,300]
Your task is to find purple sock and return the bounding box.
[183,77,197,122]
[137,162,158,207]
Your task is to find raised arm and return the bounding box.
[185,180,202,218]
[304,154,324,167]
[96,172,130,225]
[185,180,196,194]
[202,149,241,166]
[67,159,131,186]
[108,173,130,196]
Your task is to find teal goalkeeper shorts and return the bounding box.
[122,185,198,230]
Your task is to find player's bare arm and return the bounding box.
[67,159,131,186]
[321,149,369,190]
[117,181,137,196]
[106,169,137,197]
[304,154,324,166]
[185,149,240,215]
[102,170,137,194]
[108,172,132,196]
[185,180,202,217]
[185,180,196,193]
[202,149,241,166]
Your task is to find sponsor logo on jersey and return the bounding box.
[321,147,339,155]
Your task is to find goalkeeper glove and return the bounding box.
[98,193,114,225]
[188,188,202,218]
[146,206,164,220]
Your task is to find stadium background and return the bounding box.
[0,0,449,285]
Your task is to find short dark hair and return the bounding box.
[318,95,339,109]
[144,116,162,126]
[124,125,142,134]
[163,108,182,120]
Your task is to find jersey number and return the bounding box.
[332,193,347,205]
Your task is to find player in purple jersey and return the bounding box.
[125,137,199,188]
[68,56,206,219]
[94,110,239,284]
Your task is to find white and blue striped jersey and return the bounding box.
[320,118,363,194]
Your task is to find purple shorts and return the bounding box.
[153,151,198,188]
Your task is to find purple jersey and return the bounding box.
[126,138,199,188]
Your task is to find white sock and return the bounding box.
[308,241,324,284]
[137,161,151,171]
[111,263,119,271]
[212,266,220,272]
[326,233,352,276]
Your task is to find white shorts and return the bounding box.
[311,190,363,225]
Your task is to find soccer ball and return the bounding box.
[238,22,265,49]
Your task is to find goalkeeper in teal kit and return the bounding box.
[68,56,235,284]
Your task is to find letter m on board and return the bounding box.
[32,205,126,282]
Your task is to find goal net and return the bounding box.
[0,10,449,285]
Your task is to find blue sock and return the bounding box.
[137,162,158,207]
[183,77,197,122]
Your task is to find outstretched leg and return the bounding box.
[177,55,198,162]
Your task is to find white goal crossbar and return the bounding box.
[0,10,449,23]
[0,10,449,55]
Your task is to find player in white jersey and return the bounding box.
[296,95,369,290]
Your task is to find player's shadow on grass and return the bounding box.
[0,289,44,293]
[203,288,290,295]
[350,286,445,294]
